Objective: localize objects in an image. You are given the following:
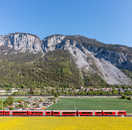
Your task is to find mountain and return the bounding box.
[0,32,132,88]
[42,34,132,85]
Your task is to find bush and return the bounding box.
[127,96,131,100]
[120,95,127,99]
[54,92,60,97]
[120,95,131,100]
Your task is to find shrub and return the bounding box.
[120,95,127,99]
[127,96,131,100]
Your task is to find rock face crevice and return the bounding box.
[0,33,132,85]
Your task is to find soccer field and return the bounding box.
[47,98,132,113]
[0,117,132,130]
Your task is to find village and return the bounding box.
[0,96,57,110]
[0,86,132,96]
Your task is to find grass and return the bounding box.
[0,117,132,130]
[47,98,132,113]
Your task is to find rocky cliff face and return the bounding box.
[0,33,132,86]
[42,35,132,85]
[0,33,42,54]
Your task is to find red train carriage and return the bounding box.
[78,110,93,116]
[4,111,10,116]
[102,110,116,116]
[95,110,103,116]
[52,111,60,116]
[45,111,60,116]
[0,111,10,116]
[61,110,77,116]
[0,111,3,116]
[29,111,43,116]
[45,111,52,116]
[12,111,28,116]
[117,111,127,116]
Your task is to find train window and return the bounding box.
[0,112,3,115]
[118,112,125,114]
[53,112,59,114]
[31,112,42,114]
[81,112,92,114]
[104,112,113,114]
[13,112,27,113]
[96,112,102,114]
[62,112,75,114]
[46,112,51,114]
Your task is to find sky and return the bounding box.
[0,0,131,47]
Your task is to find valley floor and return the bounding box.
[0,117,132,130]
[47,98,132,113]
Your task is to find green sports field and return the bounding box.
[47,98,132,113]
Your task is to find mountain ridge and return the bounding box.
[0,32,132,86]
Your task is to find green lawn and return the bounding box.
[47,98,132,113]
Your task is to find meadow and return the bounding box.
[47,98,132,113]
[0,117,132,130]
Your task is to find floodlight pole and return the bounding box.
[1,96,3,110]
[74,103,77,116]
[74,104,76,110]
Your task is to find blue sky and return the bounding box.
[0,0,131,47]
